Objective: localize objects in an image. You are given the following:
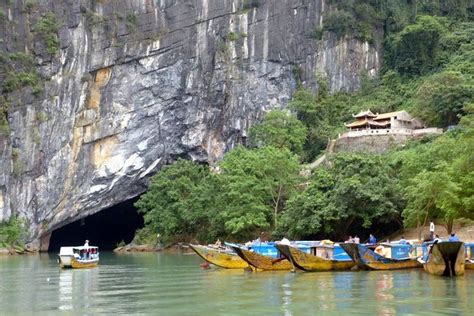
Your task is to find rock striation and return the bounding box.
[0,0,381,247]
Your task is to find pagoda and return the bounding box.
[344,110,389,131]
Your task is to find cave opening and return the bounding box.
[48,198,144,252]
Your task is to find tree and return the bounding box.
[278,153,404,240]
[249,110,307,155]
[135,159,219,243]
[219,146,301,238]
[413,71,473,127]
[387,15,446,76]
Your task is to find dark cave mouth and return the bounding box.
[48,198,144,252]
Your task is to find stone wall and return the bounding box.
[0,0,382,244]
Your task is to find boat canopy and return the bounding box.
[59,246,98,255]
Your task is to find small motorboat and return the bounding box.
[58,246,99,269]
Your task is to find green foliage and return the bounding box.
[386,15,446,76]
[412,70,473,126]
[0,217,27,248]
[33,12,60,54]
[389,115,474,233]
[249,110,307,155]
[0,96,9,135]
[126,13,138,31]
[323,10,356,38]
[24,0,37,13]
[135,159,218,243]
[227,32,239,41]
[219,146,301,236]
[278,153,403,240]
[136,146,301,243]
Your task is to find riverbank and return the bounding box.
[113,242,193,253]
[388,223,474,242]
[0,246,35,256]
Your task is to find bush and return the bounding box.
[323,10,355,38]
[33,12,60,54]
[227,31,239,41]
[0,217,26,248]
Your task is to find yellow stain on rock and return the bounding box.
[92,135,118,167]
[87,67,112,111]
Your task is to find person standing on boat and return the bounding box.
[353,235,360,244]
[368,234,377,244]
[84,240,89,247]
[430,221,435,240]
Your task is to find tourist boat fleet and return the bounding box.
[190,240,474,277]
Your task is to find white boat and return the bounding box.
[58,246,99,269]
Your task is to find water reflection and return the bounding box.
[58,268,99,311]
[1,253,474,314]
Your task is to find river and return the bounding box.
[1,252,473,315]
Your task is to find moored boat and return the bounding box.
[340,243,421,270]
[189,244,249,269]
[275,243,355,272]
[229,243,292,271]
[422,241,465,276]
[58,246,99,269]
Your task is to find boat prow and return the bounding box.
[58,246,99,269]
[274,243,354,272]
[189,244,248,269]
[230,245,291,271]
[423,241,465,276]
[339,243,421,270]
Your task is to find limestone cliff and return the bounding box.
[0,0,381,246]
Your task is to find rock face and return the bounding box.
[0,0,381,245]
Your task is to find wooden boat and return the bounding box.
[340,243,421,270]
[230,245,292,271]
[466,261,474,270]
[58,246,99,269]
[422,241,465,276]
[275,243,354,272]
[189,244,248,269]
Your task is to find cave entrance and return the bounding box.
[48,197,144,252]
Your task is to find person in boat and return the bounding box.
[353,235,360,244]
[84,240,89,247]
[448,233,460,241]
[345,236,354,243]
[369,234,377,244]
[398,236,408,244]
[433,234,441,243]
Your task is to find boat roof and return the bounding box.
[59,246,98,252]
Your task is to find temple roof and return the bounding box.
[344,119,390,128]
[374,111,405,120]
[353,110,377,118]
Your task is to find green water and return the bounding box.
[1,252,473,315]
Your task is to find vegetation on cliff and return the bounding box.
[135,2,474,244]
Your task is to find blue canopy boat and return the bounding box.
[340,243,421,270]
